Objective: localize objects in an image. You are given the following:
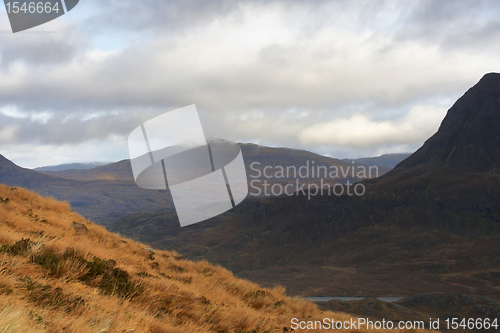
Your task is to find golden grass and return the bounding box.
[0,184,435,332]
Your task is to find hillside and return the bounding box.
[34,163,108,172]
[112,73,500,298]
[39,159,135,181]
[0,184,432,333]
[113,203,500,298]
[0,155,173,227]
[40,141,390,185]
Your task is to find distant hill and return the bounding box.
[40,141,390,183]
[343,153,412,168]
[39,159,135,181]
[1,142,388,226]
[0,184,353,333]
[33,162,109,172]
[0,154,174,226]
[112,73,500,299]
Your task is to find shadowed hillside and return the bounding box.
[0,184,434,333]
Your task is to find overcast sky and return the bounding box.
[1,0,499,168]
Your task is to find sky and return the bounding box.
[0,0,499,168]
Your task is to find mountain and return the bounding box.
[343,153,412,168]
[33,162,108,172]
[1,142,388,226]
[112,73,500,298]
[394,72,500,174]
[1,184,352,333]
[39,159,135,181]
[1,153,56,185]
[40,142,391,183]
[0,154,173,226]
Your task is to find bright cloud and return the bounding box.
[298,105,448,148]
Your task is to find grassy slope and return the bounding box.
[0,184,432,333]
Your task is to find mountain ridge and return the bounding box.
[1,141,389,226]
[37,143,391,182]
[393,72,500,174]
[33,162,108,172]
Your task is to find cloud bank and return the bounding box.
[1,0,499,167]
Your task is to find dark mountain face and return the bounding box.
[0,154,12,166]
[113,73,500,298]
[396,73,500,174]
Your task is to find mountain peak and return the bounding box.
[475,72,500,90]
[0,153,12,164]
[0,153,20,170]
[396,72,500,174]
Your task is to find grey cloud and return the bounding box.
[1,39,74,68]
[0,110,160,145]
[84,0,336,33]
[394,0,500,50]
[0,37,474,114]
[92,0,238,31]
[0,25,88,68]
[405,0,495,26]
[3,0,493,113]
